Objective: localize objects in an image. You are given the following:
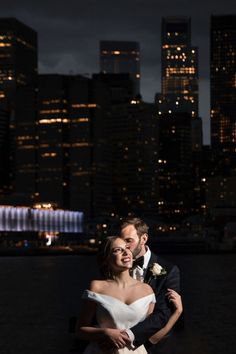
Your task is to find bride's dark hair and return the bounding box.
[97,236,119,279]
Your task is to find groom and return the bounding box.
[119,217,181,354]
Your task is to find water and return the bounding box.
[0,254,236,354]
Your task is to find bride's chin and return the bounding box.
[118,262,132,269]
[124,263,133,269]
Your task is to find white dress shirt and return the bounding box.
[132,246,151,281]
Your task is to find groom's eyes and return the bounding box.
[125,238,134,244]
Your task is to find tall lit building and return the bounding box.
[100,41,140,96]
[0,101,10,195]
[92,73,158,217]
[0,18,37,198]
[211,15,236,152]
[37,74,94,214]
[110,102,158,216]
[92,73,133,216]
[157,112,194,215]
[157,17,198,118]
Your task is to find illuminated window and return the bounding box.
[72,118,89,123]
[0,43,11,47]
[130,99,140,104]
[166,67,196,76]
[41,152,57,158]
[71,103,97,108]
[18,145,35,150]
[42,99,61,105]
[71,142,91,147]
[40,109,67,114]
[39,118,69,124]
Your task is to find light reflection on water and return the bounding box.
[0,254,235,354]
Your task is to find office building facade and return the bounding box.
[92,73,158,216]
[100,41,140,96]
[0,102,10,195]
[156,112,194,215]
[211,15,236,153]
[157,17,198,118]
[0,18,37,198]
[37,74,94,214]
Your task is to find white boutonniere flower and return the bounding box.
[150,262,167,277]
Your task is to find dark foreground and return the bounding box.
[0,254,236,354]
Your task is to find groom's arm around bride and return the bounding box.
[131,257,181,351]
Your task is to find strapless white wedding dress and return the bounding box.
[82,290,156,354]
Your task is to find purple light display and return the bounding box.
[0,206,83,232]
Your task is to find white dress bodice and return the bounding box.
[82,290,156,354]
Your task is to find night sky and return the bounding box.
[1,0,236,144]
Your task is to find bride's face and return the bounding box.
[109,238,133,270]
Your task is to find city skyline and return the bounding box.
[1,14,236,218]
[1,0,236,144]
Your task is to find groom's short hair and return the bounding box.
[120,217,149,238]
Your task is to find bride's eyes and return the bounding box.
[112,247,125,254]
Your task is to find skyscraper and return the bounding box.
[156,112,194,215]
[155,18,201,215]
[37,74,94,214]
[0,102,9,195]
[0,18,37,198]
[211,15,236,152]
[157,17,198,118]
[92,73,158,216]
[100,41,140,96]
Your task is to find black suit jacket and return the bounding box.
[131,252,181,347]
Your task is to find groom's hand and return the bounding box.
[97,328,131,352]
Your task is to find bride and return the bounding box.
[76,236,182,353]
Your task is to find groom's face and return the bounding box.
[120,224,146,259]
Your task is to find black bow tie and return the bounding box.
[133,256,144,268]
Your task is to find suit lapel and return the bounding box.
[144,252,167,293]
[144,252,157,284]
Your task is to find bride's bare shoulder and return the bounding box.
[137,281,154,295]
[89,279,110,292]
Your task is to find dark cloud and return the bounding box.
[1,0,236,144]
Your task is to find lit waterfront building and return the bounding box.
[0,18,37,197]
[210,15,236,153]
[100,40,140,96]
[157,17,198,118]
[0,205,83,233]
